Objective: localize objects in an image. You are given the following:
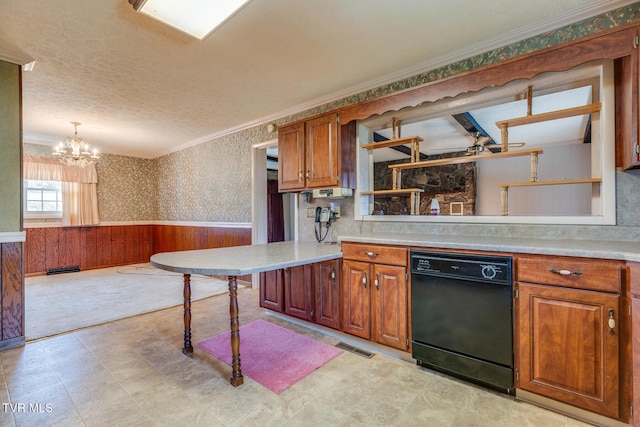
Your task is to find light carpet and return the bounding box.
[197,319,342,394]
[25,263,234,341]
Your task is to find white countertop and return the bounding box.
[150,234,640,276]
[150,240,342,276]
[338,232,640,262]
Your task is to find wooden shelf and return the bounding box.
[495,102,601,128]
[388,147,543,170]
[362,136,423,162]
[497,178,602,188]
[360,188,424,195]
[497,178,602,216]
[361,188,423,215]
[361,136,423,150]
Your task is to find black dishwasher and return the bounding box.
[411,250,514,394]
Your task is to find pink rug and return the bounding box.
[197,319,342,394]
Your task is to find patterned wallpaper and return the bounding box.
[22,3,640,239]
[95,154,157,221]
[23,143,157,222]
[155,132,253,222]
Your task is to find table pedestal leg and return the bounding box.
[228,275,243,386]
[182,274,193,354]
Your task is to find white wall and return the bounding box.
[476,142,592,216]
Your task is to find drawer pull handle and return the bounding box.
[362,272,367,288]
[550,269,582,276]
[374,273,379,290]
[608,308,615,335]
[364,251,380,258]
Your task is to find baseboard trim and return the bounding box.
[515,389,629,427]
[0,336,25,351]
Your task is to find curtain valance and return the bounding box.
[23,154,97,183]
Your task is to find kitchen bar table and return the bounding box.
[150,240,342,386]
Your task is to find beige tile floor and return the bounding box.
[0,287,595,426]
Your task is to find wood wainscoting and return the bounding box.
[0,241,24,349]
[24,224,252,282]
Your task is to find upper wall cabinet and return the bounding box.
[278,112,356,192]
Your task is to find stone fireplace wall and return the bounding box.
[372,154,477,216]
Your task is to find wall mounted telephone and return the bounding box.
[315,207,330,224]
[314,207,333,242]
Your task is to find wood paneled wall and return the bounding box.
[24,225,252,281]
[0,242,24,349]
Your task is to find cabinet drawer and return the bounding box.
[516,255,622,293]
[342,243,406,266]
[628,263,640,296]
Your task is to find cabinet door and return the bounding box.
[517,283,619,419]
[632,296,640,427]
[305,112,339,189]
[342,260,371,339]
[278,122,306,191]
[260,269,283,312]
[284,264,313,321]
[372,264,408,351]
[314,259,340,330]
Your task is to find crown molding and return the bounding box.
[0,49,33,66]
[23,133,61,146]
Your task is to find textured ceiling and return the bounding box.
[0,0,633,158]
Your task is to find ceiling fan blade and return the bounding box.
[477,136,492,146]
[485,142,526,153]
[424,146,469,154]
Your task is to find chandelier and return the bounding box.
[53,122,99,168]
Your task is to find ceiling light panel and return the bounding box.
[136,0,251,40]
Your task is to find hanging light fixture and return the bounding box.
[53,122,99,168]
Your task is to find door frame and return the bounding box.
[251,139,299,285]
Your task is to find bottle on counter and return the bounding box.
[430,198,440,215]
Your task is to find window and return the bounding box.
[25,180,62,218]
[355,60,615,225]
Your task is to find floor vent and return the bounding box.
[335,342,374,358]
[46,266,80,275]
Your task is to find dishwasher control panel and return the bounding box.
[411,251,512,284]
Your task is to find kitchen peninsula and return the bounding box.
[150,240,342,386]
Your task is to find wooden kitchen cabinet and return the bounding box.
[277,121,306,191]
[314,259,341,329]
[259,269,284,312]
[342,243,409,351]
[278,112,355,192]
[628,263,640,427]
[515,255,624,420]
[284,264,313,321]
[260,259,342,330]
[615,29,640,171]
